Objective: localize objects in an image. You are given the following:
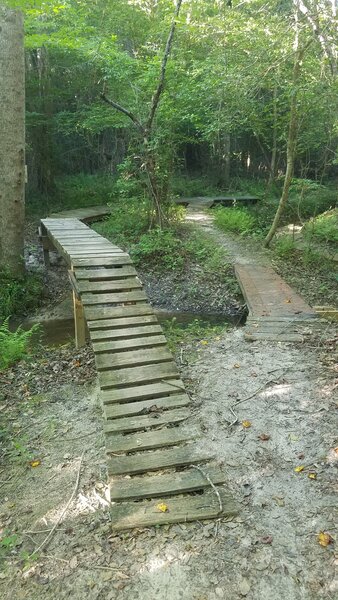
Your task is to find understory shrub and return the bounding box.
[303,209,338,244]
[131,229,185,270]
[214,207,256,234]
[0,270,43,322]
[0,320,39,370]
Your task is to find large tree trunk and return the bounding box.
[0,7,25,276]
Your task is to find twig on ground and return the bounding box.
[160,379,185,391]
[190,464,223,515]
[30,452,85,558]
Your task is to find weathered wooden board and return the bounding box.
[110,465,226,501]
[105,425,199,454]
[104,408,189,434]
[77,279,142,293]
[91,324,163,341]
[88,315,158,330]
[82,291,147,305]
[93,335,167,354]
[84,304,154,321]
[71,256,132,267]
[75,266,137,280]
[245,332,304,342]
[99,362,178,389]
[101,380,185,405]
[95,347,173,370]
[105,393,190,420]
[107,443,211,475]
[110,489,238,530]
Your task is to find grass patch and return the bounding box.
[0,270,43,322]
[0,320,39,371]
[214,207,256,235]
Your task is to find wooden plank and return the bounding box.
[110,489,237,530]
[95,347,173,370]
[99,362,178,389]
[82,291,147,305]
[105,393,190,420]
[101,380,185,405]
[75,266,137,280]
[71,257,132,267]
[244,332,304,342]
[84,304,153,320]
[90,324,162,341]
[110,465,226,501]
[105,425,198,454]
[107,443,211,475]
[92,335,167,354]
[104,408,189,434]
[77,279,142,293]
[88,315,157,330]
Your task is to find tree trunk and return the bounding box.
[264,15,303,248]
[268,82,278,185]
[0,7,25,276]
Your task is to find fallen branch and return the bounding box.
[190,464,223,515]
[30,452,84,558]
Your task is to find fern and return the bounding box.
[0,319,39,370]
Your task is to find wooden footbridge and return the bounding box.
[39,210,237,530]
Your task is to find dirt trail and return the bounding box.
[1,213,337,600]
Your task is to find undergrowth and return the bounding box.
[0,270,43,321]
[303,209,338,245]
[0,320,39,370]
[214,207,256,235]
[162,317,226,354]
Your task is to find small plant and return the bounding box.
[303,209,338,244]
[0,270,43,321]
[273,236,297,258]
[0,319,40,370]
[214,207,256,235]
[131,228,185,271]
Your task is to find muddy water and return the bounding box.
[13,309,244,347]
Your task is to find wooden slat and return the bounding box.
[75,266,137,280]
[93,335,167,354]
[104,408,189,434]
[110,489,237,530]
[105,425,198,454]
[95,347,173,370]
[71,256,132,267]
[110,466,225,501]
[88,315,158,330]
[244,332,304,342]
[99,362,178,389]
[82,291,147,305]
[91,324,162,341]
[101,380,185,404]
[107,443,210,475]
[77,279,142,293]
[105,393,190,420]
[84,304,154,320]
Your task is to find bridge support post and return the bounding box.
[69,269,86,348]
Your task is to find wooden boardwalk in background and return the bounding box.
[39,213,237,529]
[235,263,323,342]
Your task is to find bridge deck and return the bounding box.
[40,216,237,529]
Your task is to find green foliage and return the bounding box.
[303,209,338,244]
[273,236,297,258]
[0,320,39,371]
[162,317,226,354]
[214,207,256,235]
[0,270,43,321]
[94,197,151,247]
[131,229,185,270]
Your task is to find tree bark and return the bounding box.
[0,7,25,276]
[264,8,303,248]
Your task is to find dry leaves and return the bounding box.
[308,472,317,480]
[156,503,169,513]
[258,433,270,441]
[318,532,333,547]
[242,420,252,428]
[294,465,304,473]
[29,459,41,468]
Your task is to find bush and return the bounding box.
[0,270,43,322]
[273,236,297,258]
[131,229,185,270]
[214,207,256,234]
[303,209,338,244]
[0,320,39,370]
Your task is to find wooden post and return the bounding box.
[69,269,86,348]
[38,225,52,268]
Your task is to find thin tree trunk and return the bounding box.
[264,8,303,248]
[0,7,25,276]
[268,82,278,185]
